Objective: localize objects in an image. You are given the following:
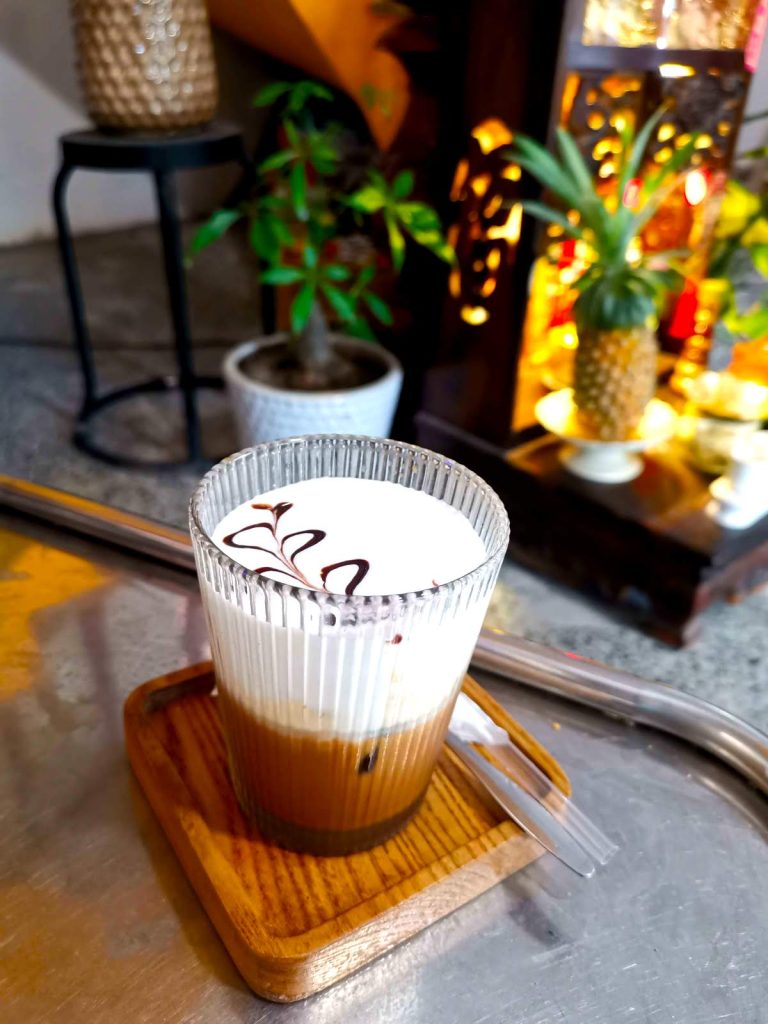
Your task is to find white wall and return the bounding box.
[0,2,159,244]
[0,1,268,246]
[741,31,768,155]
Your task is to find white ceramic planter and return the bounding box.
[223,334,404,446]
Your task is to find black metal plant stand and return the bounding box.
[52,124,251,468]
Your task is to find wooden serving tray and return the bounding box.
[124,663,569,1002]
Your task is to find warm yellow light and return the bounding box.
[592,137,615,160]
[484,194,503,218]
[487,248,501,271]
[560,73,580,124]
[626,238,642,264]
[587,112,605,130]
[471,117,513,155]
[718,120,732,136]
[598,160,616,178]
[676,132,692,149]
[502,163,521,182]
[655,146,674,163]
[695,134,713,149]
[461,305,490,325]
[561,326,578,350]
[487,203,522,244]
[684,169,708,206]
[449,268,461,298]
[480,277,497,297]
[660,63,695,78]
[470,174,492,198]
[610,112,628,131]
[450,159,469,201]
[657,123,675,142]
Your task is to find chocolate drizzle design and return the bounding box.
[222,501,370,596]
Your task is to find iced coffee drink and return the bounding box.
[190,437,508,855]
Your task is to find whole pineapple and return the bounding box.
[510,110,695,440]
[571,269,659,440]
[574,323,657,440]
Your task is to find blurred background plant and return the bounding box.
[709,110,768,352]
[189,79,453,389]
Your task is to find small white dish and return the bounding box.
[707,430,768,529]
[535,388,678,484]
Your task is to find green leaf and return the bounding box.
[363,291,393,325]
[303,244,318,269]
[285,80,334,114]
[284,121,300,148]
[509,136,584,212]
[395,201,441,229]
[323,264,351,281]
[321,284,357,322]
[346,316,377,341]
[356,265,376,288]
[187,208,241,258]
[385,214,406,272]
[431,241,456,264]
[252,82,292,108]
[521,200,583,239]
[248,216,279,262]
[290,284,316,335]
[751,244,768,278]
[392,170,414,200]
[643,134,699,198]
[725,303,768,339]
[271,217,294,245]
[554,127,597,196]
[618,106,667,203]
[346,185,386,214]
[289,162,308,221]
[257,149,296,173]
[261,266,305,285]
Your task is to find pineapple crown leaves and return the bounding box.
[506,107,697,329]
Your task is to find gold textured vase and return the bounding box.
[71,0,218,132]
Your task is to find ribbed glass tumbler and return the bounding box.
[190,436,509,855]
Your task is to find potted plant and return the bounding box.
[708,175,768,348]
[190,79,453,445]
[508,109,696,441]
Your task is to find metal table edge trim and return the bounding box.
[2,473,767,796]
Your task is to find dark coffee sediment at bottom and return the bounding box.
[218,690,456,855]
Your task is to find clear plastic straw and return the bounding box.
[452,692,618,867]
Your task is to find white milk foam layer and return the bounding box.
[201,477,490,738]
[211,477,487,596]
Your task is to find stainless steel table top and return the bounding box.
[2,512,767,1023]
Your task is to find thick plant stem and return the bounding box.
[294,301,332,371]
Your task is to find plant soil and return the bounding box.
[238,339,389,392]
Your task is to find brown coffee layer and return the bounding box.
[240,792,427,856]
[217,691,455,853]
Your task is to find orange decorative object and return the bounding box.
[206,0,410,150]
[729,337,768,386]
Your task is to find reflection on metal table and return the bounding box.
[1,511,766,1023]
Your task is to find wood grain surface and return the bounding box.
[125,663,569,1002]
